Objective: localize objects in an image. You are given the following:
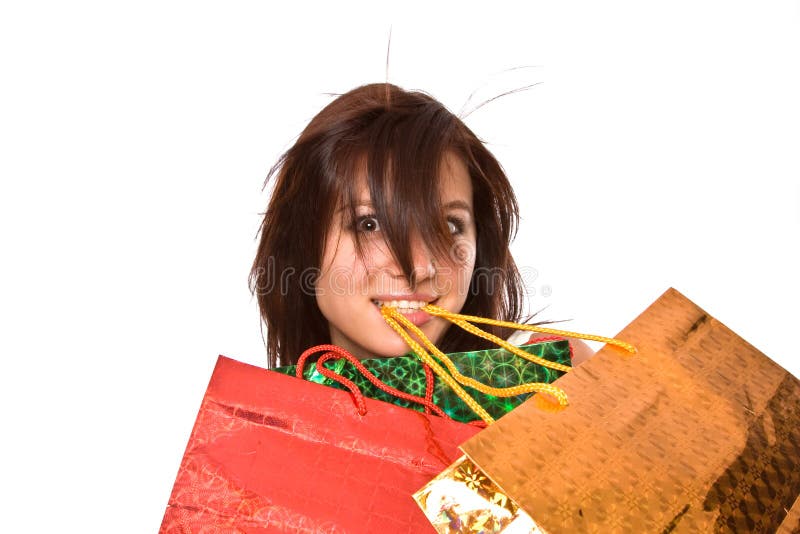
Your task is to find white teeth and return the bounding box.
[372,299,430,310]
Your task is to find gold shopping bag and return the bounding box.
[415,288,800,533]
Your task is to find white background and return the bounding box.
[1,1,798,531]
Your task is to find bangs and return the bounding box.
[332,104,465,286]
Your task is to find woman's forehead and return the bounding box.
[351,151,473,210]
[438,152,473,210]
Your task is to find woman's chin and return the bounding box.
[341,320,446,359]
[371,345,412,359]
[370,332,444,359]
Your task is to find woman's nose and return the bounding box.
[407,235,437,283]
[378,234,436,283]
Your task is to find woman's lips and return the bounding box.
[393,308,433,327]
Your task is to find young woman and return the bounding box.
[249,83,592,368]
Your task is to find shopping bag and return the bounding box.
[160,355,482,533]
[419,288,800,533]
[273,337,573,423]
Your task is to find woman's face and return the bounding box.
[316,152,477,359]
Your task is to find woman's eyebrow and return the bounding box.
[341,199,472,212]
[444,200,473,212]
[335,201,371,214]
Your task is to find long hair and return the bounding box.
[249,83,526,367]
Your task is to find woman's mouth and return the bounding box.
[371,298,438,327]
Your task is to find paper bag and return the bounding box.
[160,356,481,533]
[436,288,800,532]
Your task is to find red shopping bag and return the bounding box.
[160,355,481,533]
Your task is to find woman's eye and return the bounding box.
[355,215,380,233]
[447,216,465,235]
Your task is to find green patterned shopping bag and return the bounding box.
[273,337,572,423]
[279,304,635,425]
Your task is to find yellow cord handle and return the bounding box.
[379,302,638,424]
[434,314,573,373]
[385,308,569,402]
[382,307,570,425]
[423,303,638,355]
[380,308,496,423]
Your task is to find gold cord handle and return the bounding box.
[379,303,637,424]
[423,303,638,355]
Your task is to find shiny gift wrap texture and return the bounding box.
[160,357,481,533]
[460,288,800,533]
[273,339,572,423]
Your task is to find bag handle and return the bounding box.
[425,303,638,354]
[380,304,638,425]
[295,344,486,426]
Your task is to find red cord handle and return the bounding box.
[315,352,369,416]
[295,344,450,419]
[423,363,434,414]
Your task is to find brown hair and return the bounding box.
[249,83,526,368]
